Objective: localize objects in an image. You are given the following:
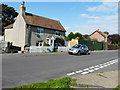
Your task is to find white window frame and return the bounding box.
[37,27,44,35]
[55,31,60,36]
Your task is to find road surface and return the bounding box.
[2,50,118,88]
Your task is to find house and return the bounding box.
[4,1,66,50]
[89,30,108,42]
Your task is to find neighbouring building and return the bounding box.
[4,1,66,50]
[89,30,108,42]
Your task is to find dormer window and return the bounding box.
[55,31,60,36]
[37,27,44,35]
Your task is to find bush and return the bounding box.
[43,42,50,46]
[55,38,65,46]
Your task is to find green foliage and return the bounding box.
[104,31,109,35]
[78,84,93,87]
[97,74,107,78]
[73,32,83,40]
[83,34,91,40]
[10,77,72,89]
[75,37,80,40]
[55,49,58,52]
[68,32,74,40]
[65,36,70,41]
[1,4,18,35]
[43,42,50,46]
[118,42,120,46]
[108,34,120,44]
[47,48,51,52]
[55,38,65,46]
[115,85,120,90]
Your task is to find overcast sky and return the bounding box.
[3,1,118,35]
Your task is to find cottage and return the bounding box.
[89,30,108,42]
[4,1,66,50]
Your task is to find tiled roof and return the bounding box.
[46,34,53,38]
[46,34,55,38]
[5,13,66,32]
[90,30,108,38]
[4,24,14,29]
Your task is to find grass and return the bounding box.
[78,84,93,87]
[4,77,76,89]
[97,74,107,78]
[3,77,97,89]
[115,85,120,90]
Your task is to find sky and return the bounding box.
[3,2,118,35]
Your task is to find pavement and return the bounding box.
[2,50,118,88]
[72,70,118,88]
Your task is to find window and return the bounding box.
[37,27,44,35]
[36,41,43,46]
[55,31,60,36]
[46,39,49,44]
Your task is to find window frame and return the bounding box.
[37,27,44,35]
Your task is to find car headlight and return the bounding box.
[73,49,77,53]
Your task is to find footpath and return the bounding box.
[72,70,118,88]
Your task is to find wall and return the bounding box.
[5,14,26,50]
[0,36,4,41]
[90,32,105,42]
[58,46,69,52]
[28,26,65,46]
[30,46,53,53]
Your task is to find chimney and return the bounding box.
[19,1,26,16]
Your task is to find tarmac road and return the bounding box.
[2,50,118,88]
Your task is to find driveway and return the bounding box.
[2,50,118,88]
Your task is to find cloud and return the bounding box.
[64,27,70,30]
[81,13,118,24]
[74,24,118,35]
[81,14,100,19]
[87,2,118,12]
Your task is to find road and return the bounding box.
[2,50,118,88]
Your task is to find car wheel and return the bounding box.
[78,51,81,55]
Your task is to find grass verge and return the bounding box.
[97,74,107,78]
[115,85,120,90]
[4,77,77,89]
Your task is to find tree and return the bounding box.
[1,4,18,35]
[104,31,109,35]
[108,34,120,44]
[68,32,74,40]
[55,38,65,46]
[73,32,83,39]
[83,34,91,40]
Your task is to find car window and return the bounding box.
[72,44,81,48]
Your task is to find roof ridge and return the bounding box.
[26,12,59,22]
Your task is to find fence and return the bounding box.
[58,46,69,52]
[30,46,53,53]
[79,40,107,51]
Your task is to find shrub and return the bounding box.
[55,38,65,46]
[43,42,50,46]
[47,48,51,52]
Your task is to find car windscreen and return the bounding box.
[72,45,81,48]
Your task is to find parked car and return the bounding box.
[68,44,89,55]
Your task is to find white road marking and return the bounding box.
[67,72,75,76]
[76,70,83,73]
[89,66,94,69]
[88,69,95,72]
[66,59,118,76]
[81,72,89,75]
[83,68,89,71]
[94,68,100,70]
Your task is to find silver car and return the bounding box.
[68,44,89,55]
